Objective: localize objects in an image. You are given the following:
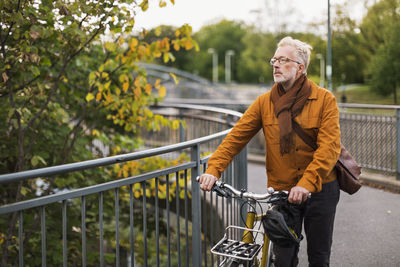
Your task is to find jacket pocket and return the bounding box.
[262,116,280,144]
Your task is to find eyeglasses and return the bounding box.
[269,57,302,66]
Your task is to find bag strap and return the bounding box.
[291,120,318,151]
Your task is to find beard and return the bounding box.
[273,66,298,84]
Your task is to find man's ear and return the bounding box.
[298,64,304,74]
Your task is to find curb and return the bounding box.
[247,154,400,193]
[360,172,400,193]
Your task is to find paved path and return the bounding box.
[247,162,400,266]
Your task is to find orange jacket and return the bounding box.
[206,81,341,193]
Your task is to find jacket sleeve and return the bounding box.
[296,91,341,193]
[206,97,263,178]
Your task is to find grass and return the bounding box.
[333,84,400,105]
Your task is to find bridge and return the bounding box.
[1,65,400,266]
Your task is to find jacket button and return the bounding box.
[297,168,300,171]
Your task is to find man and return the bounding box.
[199,36,341,266]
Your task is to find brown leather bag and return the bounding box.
[292,120,362,194]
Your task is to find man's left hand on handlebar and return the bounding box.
[198,174,218,191]
[288,186,310,205]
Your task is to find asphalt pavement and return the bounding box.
[247,162,400,267]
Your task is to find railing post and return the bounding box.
[179,109,185,143]
[191,144,202,267]
[396,108,400,180]
[234,147,248,226]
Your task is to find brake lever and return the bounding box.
[211,182,231,198]
[196,176,231,198]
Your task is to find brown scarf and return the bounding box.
[270,75,312,155]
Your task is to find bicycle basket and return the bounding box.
[211,226,264,262]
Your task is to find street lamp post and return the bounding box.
[327,0,333,91]
[316,53,325,88]
[208,48,218,83]
[225,50,235,83]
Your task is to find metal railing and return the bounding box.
[1,101,399,266]
[0,104,246,267]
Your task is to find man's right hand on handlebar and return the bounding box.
[198,174,218,191]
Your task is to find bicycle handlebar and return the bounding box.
[196,176,288,201]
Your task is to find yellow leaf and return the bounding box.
[140,0,149,11]
[119,74,128,83]
[123,82,129,92]
[104,81,111,89]
[115,87,121,96]
[158,86,166,98]
[184,40,193,50]
[172,120,180,129]
[129,38,138,50]
[159,1,167,7]
[144,108,153,118]
[175,29,180,37]
[92,129,100,136]
[89,72,96,85]
[105,93,113,103]
[169,73,179,85]
[173,42,180,51]
[134,87,141,98]
[163,52,169,63]
[194,41,200,52]
[170,0,175,4]
[155,79,161,89]
[144,83,152,94]
[86,93,94,102]
[96,92,102,101]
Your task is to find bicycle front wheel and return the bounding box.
[265,240,275,267]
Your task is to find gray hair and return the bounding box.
[277,36,312,74]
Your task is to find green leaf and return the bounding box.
[31,155,46,167]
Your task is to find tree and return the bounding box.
[0,0,197,264]
[237,30,275,83]
[368,23,400,103]
[185,19,247,82]
[359,0,400,102]
[331,3,368,86]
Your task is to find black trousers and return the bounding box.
[273,180,340,267]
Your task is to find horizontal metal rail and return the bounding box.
[0,122,235,184]
[0,162,196,215]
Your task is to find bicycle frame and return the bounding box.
[241,199,272,267]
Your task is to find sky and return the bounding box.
[134,0,368,33]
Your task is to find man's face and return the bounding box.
[272,46,302,87]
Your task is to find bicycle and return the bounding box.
[197,176,293,267]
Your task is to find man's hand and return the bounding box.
[198,174,218,191]
[288,186,309,205]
